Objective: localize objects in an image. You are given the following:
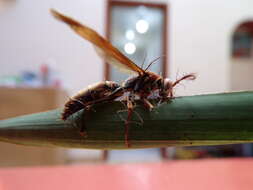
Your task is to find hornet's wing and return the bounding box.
[51,9,145,75]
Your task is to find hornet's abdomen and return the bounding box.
[62,81,120,120]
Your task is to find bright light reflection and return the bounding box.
[136,19,149,34]
[124,42,136,54]
[125,30,135,40]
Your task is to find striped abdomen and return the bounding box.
[62,81,120,120]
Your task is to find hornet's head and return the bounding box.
[159,73,196,102]
[158,78,174,102]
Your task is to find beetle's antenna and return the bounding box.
[141,51,147,69]
[144,55,165,71]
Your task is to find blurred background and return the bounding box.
[1,0,253,189]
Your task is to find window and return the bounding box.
[104,0,169,162]
[232,21,253,59]
[105,1,168,81]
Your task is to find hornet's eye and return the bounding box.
[110,82,120,90]
[104,81,118,90]
[163,78,173,91]
[157,79,162,87]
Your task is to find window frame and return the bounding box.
[104,0,169,80]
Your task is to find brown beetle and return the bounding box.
[51,9,196,147]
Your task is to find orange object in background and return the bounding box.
[0,158,252,190]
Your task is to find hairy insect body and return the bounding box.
[62,81,120,120]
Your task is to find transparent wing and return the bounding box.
[51,9,145,75]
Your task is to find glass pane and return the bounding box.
[110,5,165,82]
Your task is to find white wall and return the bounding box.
[0,0,105,95]
[230,59,253,91]
[1,0,253,96]
[169,0,253,95]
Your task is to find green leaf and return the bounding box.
[0,91,253,149]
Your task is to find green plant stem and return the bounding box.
[0,91,253,149]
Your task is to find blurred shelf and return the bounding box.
[0,87,68,120]
[0,87,68,167]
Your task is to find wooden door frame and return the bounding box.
[103,0,169,161]
[104,0,169,80]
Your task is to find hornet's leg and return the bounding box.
[117,109,143,126]
[79,121,87,137]
[68,98,89,137]
[168,91,175,100]
[124,93,135,147]
[141,97,154,111]
[78,88,124,136]
[79,105,93,137]
[89,87,124,105]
